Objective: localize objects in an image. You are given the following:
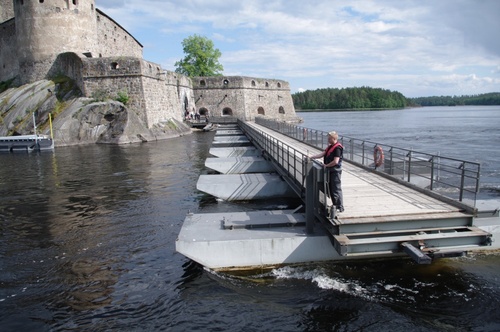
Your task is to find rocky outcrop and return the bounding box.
[0,79,191,146]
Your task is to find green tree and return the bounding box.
[174,35,224,77]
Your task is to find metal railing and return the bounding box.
[255,117,481,207]
[238,120,356,228]
[238,120,306,197]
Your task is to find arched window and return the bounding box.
[279,106,285,114]
[199,80,206,86]
[199,108,209,116]
[277,82,281,88]
[251,80,256,87]
[265,82,269,87]
[257,107,265,115]
[222,108,233,116]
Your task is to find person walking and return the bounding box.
[309,131,344,213]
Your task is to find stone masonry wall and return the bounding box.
[81,57,187,128]
[96,9,143,59]
[14,0,98,84]
[81,57,147,124]
[193,76,296,121]
[140,63,184,127]
[0,18,17,82]
[0,0,14,23]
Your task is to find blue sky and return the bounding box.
[98,0,500,98]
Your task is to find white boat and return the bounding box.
[0,134,54,152]
[0,113,55,153]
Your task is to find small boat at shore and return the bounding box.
[0,113,55,153]
[0,134,54,153]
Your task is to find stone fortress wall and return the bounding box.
[193,76,295,121]
[95,8,143,59]
[0,0,14,22]
[0,0,297,131]
[0,17,17,83]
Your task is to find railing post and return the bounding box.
[389,148,393,175]
[459,162,465,202]
[407,150,412,183]
[429,156,435,190]
[305,158,315,234]
[361,141,365,166]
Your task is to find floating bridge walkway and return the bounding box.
[176,119,494,271]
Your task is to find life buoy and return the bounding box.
[374,145,384,167]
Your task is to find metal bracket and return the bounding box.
[401,242,432,264]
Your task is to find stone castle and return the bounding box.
[0,0,297,133]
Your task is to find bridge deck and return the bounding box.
[175,122,494,270]
[245,122,468,226]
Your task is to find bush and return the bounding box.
[116,91,129,105]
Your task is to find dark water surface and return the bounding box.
[1,107,500,331]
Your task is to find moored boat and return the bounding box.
[0,134,54,153]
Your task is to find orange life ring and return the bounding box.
[374,146,384,167]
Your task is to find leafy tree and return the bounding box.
[174,35,224,77]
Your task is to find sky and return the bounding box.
[97,0,500,98]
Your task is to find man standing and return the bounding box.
[309,131,344,213]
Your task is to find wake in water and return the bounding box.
[266,259,488,308]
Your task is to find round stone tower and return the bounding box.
[14,0,98,84]
[0,0,15,23]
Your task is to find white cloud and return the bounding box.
[96,0,500,97]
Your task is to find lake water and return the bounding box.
[1,106,499,331]
[299,105,500,201]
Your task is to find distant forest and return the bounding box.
[292,87,500,110]
[292,87,407,110]
[408,92,500,106]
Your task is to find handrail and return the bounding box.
[255,117,480,207]
[238,120,306,198]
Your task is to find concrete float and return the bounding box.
[176,210,340,271]
[196,173,296,201]
[211,135,253,147]
[205,156,275,174]
[209,147,262,158]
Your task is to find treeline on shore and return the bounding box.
[292,87,407,110]
[409,92,500,106]
[292,87,500,110]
